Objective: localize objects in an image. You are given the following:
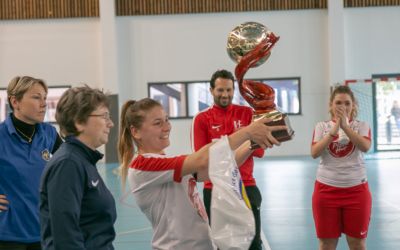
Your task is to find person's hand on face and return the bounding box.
[330,118,340,136]
[335,106,349,128]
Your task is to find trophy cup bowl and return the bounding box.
[227,21,271,67]
[227,22,294,148]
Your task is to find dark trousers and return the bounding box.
[203,185,263,250]
[0,241,41,250]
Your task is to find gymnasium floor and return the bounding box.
[100,155,400,250]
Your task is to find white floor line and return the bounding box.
[381,199,400,211]
[261,228,271,250]
[117,226,152,236]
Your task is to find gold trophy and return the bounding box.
[227,22,294,149]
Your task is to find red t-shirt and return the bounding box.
[191,104,264,189]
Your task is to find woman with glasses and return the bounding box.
[40,85,116,250]
[0,76,62,250]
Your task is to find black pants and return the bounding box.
[0,241,41,250]
[203,186,263,250]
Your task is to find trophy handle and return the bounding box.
[235,33,280,113]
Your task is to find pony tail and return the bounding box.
[118,100,136,190]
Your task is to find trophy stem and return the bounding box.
[235,33,279,85]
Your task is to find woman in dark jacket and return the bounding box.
[40,85,116,250]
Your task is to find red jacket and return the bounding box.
[191,104,264,189]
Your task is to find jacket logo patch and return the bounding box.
[211,125,221,131]
[41,149,52,161]
[91,180,99,187]
[234,120,243,130]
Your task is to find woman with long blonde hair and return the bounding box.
[118,98,285,250]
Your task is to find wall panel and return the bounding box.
[116,0,328,16]
[0,0,99,20]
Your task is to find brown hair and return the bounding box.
[210,69,235,89]
[7,76,48,110]
[329,85,358,119]
[118,98,162,189]
[55,85,110,137]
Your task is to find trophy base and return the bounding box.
[250,110,295,149]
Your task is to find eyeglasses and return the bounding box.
[89,112,112,121]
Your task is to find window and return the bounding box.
[44,86,70,123]
[148,83,187,117]
[0,89,8,122]
[149,77,301,119]
[0,86,70,123]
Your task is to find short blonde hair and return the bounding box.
[7,76,48,111]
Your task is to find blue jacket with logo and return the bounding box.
[0,114,57,243]
[40,136,116,250]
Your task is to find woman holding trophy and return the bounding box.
[117,98,285,249]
